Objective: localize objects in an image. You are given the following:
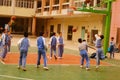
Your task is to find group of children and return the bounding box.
[17,31,64,71]
[0,25,12,62]
[0,25,116,71]
[78,34,105,71]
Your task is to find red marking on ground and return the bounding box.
[4,53,110,66]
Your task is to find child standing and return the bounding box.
[0,29,8,61]
[109,37,115,59]
[57,32,64,59]
[49,32,57,60]
[78,38,90,71]
[17,32,30,71]
[7,31,12,52]
[36,32,48,70]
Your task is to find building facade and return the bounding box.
[0,0,106,44]
[111,0,120,49]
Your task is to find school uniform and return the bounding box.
[0,33,8,60]
[57,36,64,58]
[109,41,115,58]
[37,36,47,67]
[49,36,57,59]
[78,43,90,68]
[95,34,105,67]
[17,37,30,68]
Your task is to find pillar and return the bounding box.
[41,0,46,15]
[49,0,54,14]
[32,17,36,35]
[11,0,15,14]
[58,0,64,14]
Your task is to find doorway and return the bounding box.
[67,25,73,40]
[50,25,54,37]
[91,30,98,43]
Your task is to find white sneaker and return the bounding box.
[80,65,83,68]
[86,68,90,71]
[96,66,99,71]
[43,67,49,70]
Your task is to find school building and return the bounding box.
[110,0,120,49]
[0,0,118,45]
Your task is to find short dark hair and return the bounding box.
[111,37,114,40]
[78,38,82,43]
[100,35,104,40]
[24,32,28,37]
[52,32,56,36]
[39,32,44,36]
[83,39,86,41]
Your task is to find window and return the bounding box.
[16,0,34,8]
[2,0,12,6]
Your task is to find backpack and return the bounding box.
[90,53,96,58]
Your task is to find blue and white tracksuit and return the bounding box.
[37,36,47,67]
[95,34,104,67]
[109,41,115,58]
[49,36,57,57]
[18,38,30,68]
[57,36,64,58]
[79,43,90,68]
[0,33,8,59]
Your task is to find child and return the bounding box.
[36,32,48,70]
[109,37,115,59]
[94,34,105,70]
[17,32,30,71]
[82,39,88,51]
[0,29,8,61]
[78,38,90,71]
[49,32,57,60]
[7,31,12,52]
[57,32,64,59]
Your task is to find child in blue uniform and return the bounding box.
[0,29,8,61]
[49,32,57,60]
[36,32,48,70]
[17,32,30,71]
[57,32,64,59]
[94,34,105,70]
[109,37,115,59]
[78,38,90,71]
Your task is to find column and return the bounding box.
[58,0,64,14]
[28,18,32,33]
[34,0,38,13]
[11,0,15,14]
[41,0,46,15]
[49,0,54,15]
[69,0,74,7]
[32,17,36,35]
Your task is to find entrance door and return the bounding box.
[91,30,98,43]
[81,27,85,40]
[67,25,73,40]
[50,25,54,37]
[117,28,120,50]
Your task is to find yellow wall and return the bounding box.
[0,6,34,17]
[46,14,104,43]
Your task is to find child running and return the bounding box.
[78,38,90,71]
[17,32,30,71]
